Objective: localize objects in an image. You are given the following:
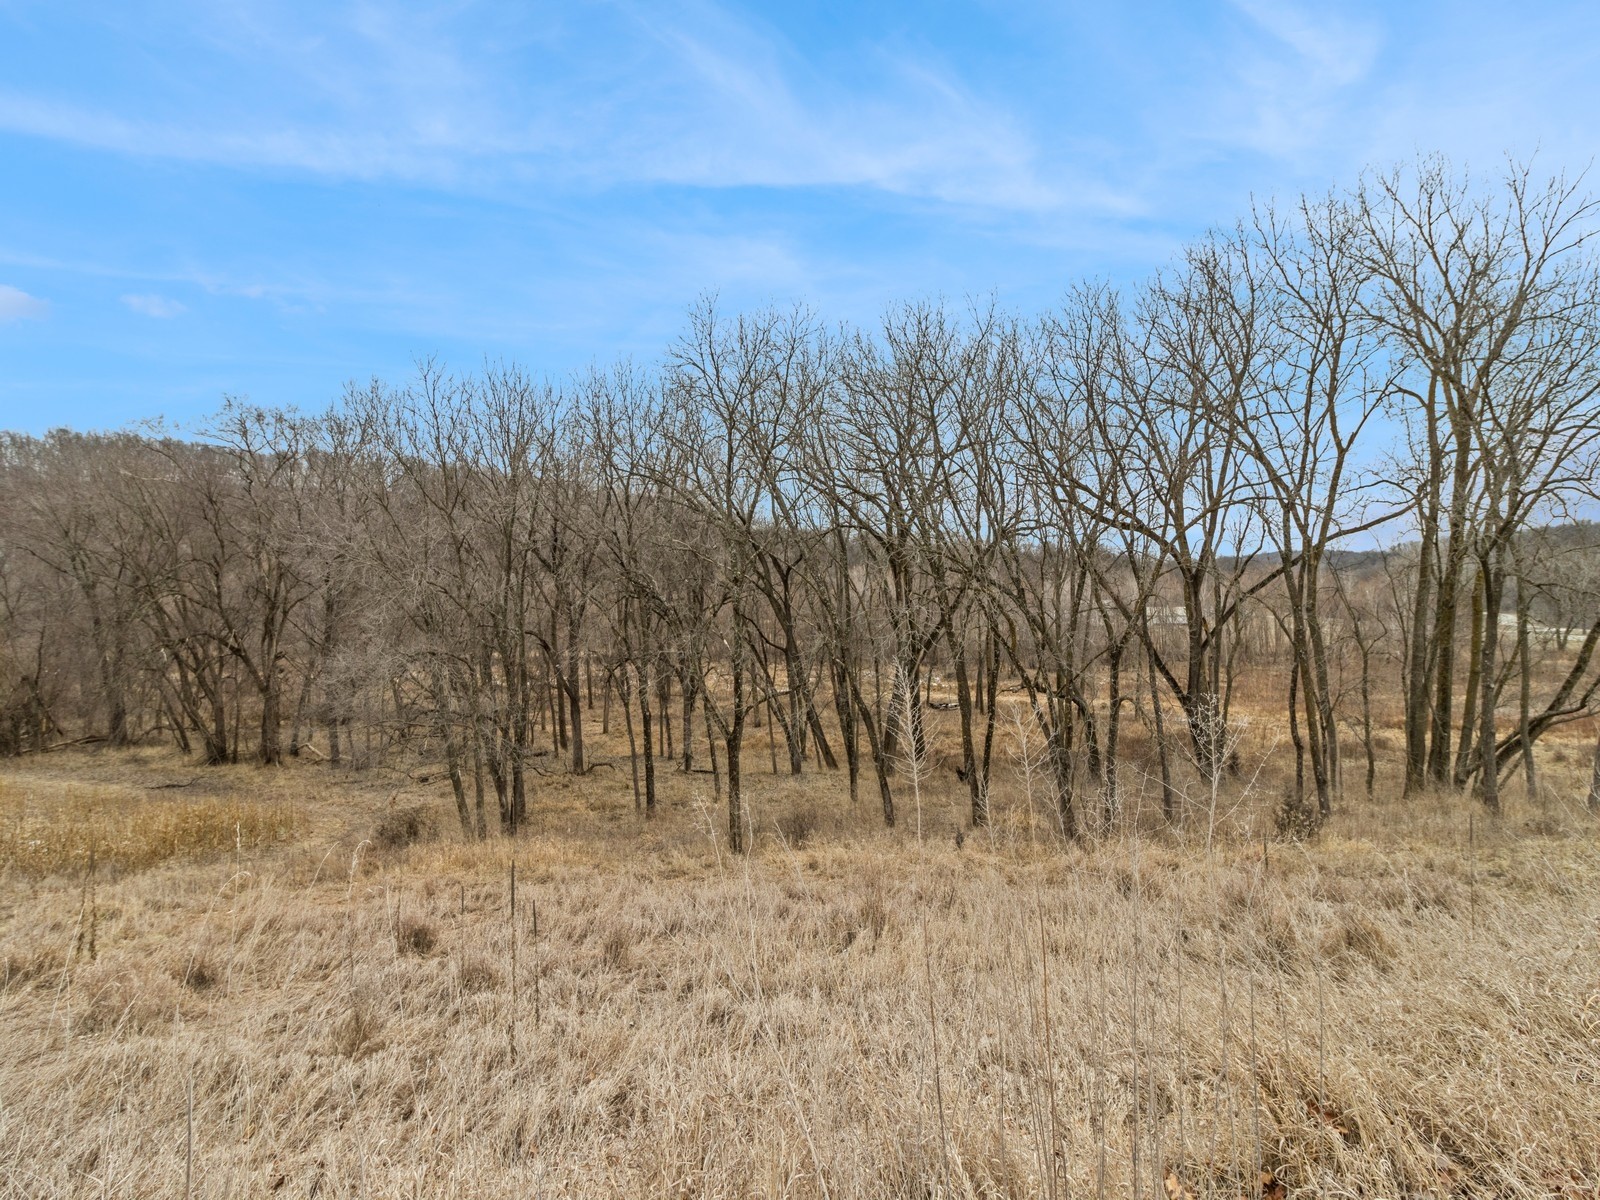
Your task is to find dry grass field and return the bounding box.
[2,706,1599,1199]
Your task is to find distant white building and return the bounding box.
[1496,612,1562,644]
[1145,604,1187,627]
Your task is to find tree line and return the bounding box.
[4,157,1600,843]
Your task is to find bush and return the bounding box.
[396,916,437,956]
[374,804,434,850]
[774,805,820,848]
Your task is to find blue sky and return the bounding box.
[2,0,1598,433]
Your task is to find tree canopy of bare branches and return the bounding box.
[5,157,1600,838]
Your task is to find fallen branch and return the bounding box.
[8,735,106,757]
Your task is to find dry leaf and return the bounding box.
[1164,1167,1197,1200]
[1306,1097,1350,1137]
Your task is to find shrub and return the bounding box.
[374,804,434,850]
[397,916,438,956]
[774,804,820,848]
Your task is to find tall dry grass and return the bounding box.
[0,774,301,878]
[0,727,1597,1198]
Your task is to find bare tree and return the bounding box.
[1355,158,1600,795]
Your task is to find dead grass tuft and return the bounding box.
[1320,908,1396,970]
[1,935,68,991]
[456,956,501,992]
[330,1002,384,1058]
[177,953,220,992]
[600,924,633,971]
[73,960,186,1035]
[396,915,437,956]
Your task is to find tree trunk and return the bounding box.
[1587,728,1600,816]
[846,669,894,826]
[258,667,283,766]
[945,623,984,827]
[1476,552,1505,814]
[1148,645,1176,824]
[621,670,641,812]
[1515,567,1537,801]
[288,668,313,757]
[1358,636,1376,801]
[1453,583,1484,787]
[640,677,657,816]
[1101,639,1124,833]
[727,664,747,854]
[1404,509,1438,795]
[680,675,697,773]
[833,659,860,805]
[563,647,585,775]
[979,624,1000,811]
[446,734,472,838]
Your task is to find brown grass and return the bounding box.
[0,720,1597,1198]
[0,773,301,878]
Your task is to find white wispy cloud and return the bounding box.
[0,92,478,181]
[121,292,187,318]
[0,283,48,321]
[0,1,1088,215]
[1210,0,1383,162]
[551,0,1093,213]
[1227,0,1378,86]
